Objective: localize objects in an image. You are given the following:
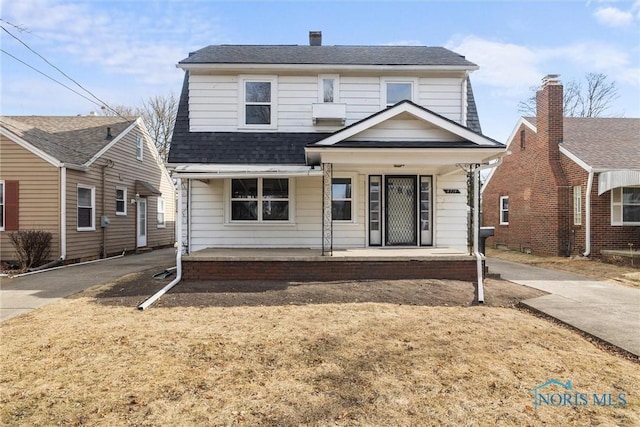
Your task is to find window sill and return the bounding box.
[77,227,96,232]
[116,212,127,216]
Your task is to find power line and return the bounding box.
[1,49,104,108]
[0,22,124,117]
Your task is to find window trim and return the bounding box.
[116,186,127,216]
[0,180,4,231]
[499,196,509,225]
[332,174,356,223]
[573,186,582,226]
[318,74,340,103]
[77,184,96,231]
[227,177,294,223]
[611,186,640,226]
[238,75,278,129]
[381,77,418,108]
[136,135,143,161]
[157,197,166,228]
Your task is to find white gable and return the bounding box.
[349,113,464,143]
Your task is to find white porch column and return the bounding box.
[322,162,333,255]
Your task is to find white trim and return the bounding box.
[598,170,640,195]
[313,101,501,147]
[157,197,166,228]
[115,186,127,216]
[0,127,62,168]
[573,185,582,226]
[318,74,340,103]
[226,177,295,224]
[611,186,640,226]
[499,195,509,225]
[172,164,322,179]
[380,77,418,108]
[331,173,357,223]
[559,146,591,172]
[238,75,278,129]
[483,118,534,189]
[77,184,96,231]
[85,120,139,167]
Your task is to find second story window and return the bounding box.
[136,135,143,161]
[240,76,277,127]
[319,74,339,103]
[382,78,417,107]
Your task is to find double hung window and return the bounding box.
[77,185,95,231]
[499,196,509,225]
[332,177,352,221]
[116,187,127,216]
[241,76,276,127]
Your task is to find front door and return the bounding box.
[385,176,417,246]
[368,175,432,246]
[137,198,147,247]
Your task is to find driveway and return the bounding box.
[486,257,640,357]
[0,248,175,322]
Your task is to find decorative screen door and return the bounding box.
[385,176,417,246]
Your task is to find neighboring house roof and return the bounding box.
[524,117,640,170]
[0,115,137,166]
[179,45,477,68]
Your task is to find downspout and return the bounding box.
[473,156,505,304]
[137,177,183,310]
[473,164,484,303]
[582,170,594,257]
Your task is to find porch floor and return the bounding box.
[182,247,479,282]
[184,247,471,261]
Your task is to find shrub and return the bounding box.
[9,230,52,271]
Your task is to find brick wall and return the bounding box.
[482,78,571,256]
[182,259,479,282]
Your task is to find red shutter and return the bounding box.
[4,180,19,231]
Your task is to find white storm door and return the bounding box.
[137,198,147,247]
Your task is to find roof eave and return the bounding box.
[177,63,479,73]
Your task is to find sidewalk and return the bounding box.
[0,248,175,322]
[486,257,640,357]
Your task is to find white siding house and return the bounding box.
[168,33,505,256]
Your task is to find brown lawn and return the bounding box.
[1,271,639,426]
[487,248,640,289]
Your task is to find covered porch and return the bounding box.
[181,247,480,282]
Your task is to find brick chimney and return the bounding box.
[309,31,322,46]
[536,74,563,160]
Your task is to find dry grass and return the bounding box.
[487,248,640,289]
[1,292,639,426]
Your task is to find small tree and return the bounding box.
[9,230,52,271]
[518,73,620,118]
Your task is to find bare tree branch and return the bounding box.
[518,73,620,118]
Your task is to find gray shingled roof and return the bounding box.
[0,116,137,165]
[525,117,639,170]
[180,45,477,67]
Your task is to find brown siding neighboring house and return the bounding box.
[0,116,176,265]
[482,75,640,257]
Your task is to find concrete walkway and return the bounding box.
[0,248,176,322]
[486,257,640,357]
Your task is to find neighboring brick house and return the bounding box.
[0,116,176,265]
[482,75,640,257]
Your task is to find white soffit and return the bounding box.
[598,170,640,195]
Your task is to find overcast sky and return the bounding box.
[1,0,639,142]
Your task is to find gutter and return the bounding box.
[11,250,125,278]
[137,177,184,310]
[583,170,594,257]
